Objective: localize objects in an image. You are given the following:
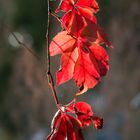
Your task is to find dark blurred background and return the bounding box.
[0,0,140,140]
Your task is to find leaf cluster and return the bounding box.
[47,0,112,139]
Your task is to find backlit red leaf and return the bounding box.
[77,6,97,23]
[62,10,86,37]
[50,32,109,94]
[47,113,66,140]
[47,109,84,140]
[57,0,99,14]
[57,0,99,36]
[49,31,76,56]
[89,44,109,76]
[67,115,84,140]
[69,102,93,127]
[76,0,99,13]
[81,20,112,48]
[47,103,103,139]
[47,0,112,138]
[57,47,78,85]
[69,102,103,129]
[74,44,100,95]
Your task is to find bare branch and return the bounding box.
[46,0,60,107]
[11,32,40,61]
[49,9,61,23]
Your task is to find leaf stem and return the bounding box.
[49,10,77,40]
[46,0,60,107]
[49,9,61,23]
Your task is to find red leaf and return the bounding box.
[76,0,99,13]
[81,19,113,48]
[57,0,99,37]
[57,0,99,14]
[74,44,100,95]
[73,102,93,116]
[57,47,79,85]
[50,31,109,94]
[69,102,103,129]
[62,10,86,37]
[92,117,103,129]
[47,111,67,140]
[47,109,84,140]
[67,115,84,140]
[89,44,109,76]
[51,110,62,129]
[49,31,76,56]
[65,115,84,140]
[76,6,97,23]
[73,44,109,95]
[47,103,103,139]
[69,102,93,127]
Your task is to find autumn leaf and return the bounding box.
[47,102,103,139]
[56,0,99,14]
[73,43,100,95]
[49,31,78,85]
[81,19,113,48]
[47,109,84,140]
[47,111,66,140]
[56,0,99,37]
[47,0,112,138]
[69,102,103,129]
[62,10,86,37]
[74,43,109,95]
[57,47,79,85]
[89,44,109,76]
[49,31,109,95]
[67,115,84,140]
[69,101,93,127]
[49,31,76,56]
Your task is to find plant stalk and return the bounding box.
[46,0,60,107]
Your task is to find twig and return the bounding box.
[10,31,49,81]
[64,98,76,107]
[11,32,40,61]
[49,9,61,23]
[46,0,60,107]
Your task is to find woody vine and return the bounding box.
[45,0,112,139]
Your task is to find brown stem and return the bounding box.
[49,9,61,23]
[11,32,40,61]
[11,29,60,108]
[10,31,49,81]
[46,0,60,107]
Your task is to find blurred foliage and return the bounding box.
[14,0,48,52]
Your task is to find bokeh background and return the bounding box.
[0,0,140,140]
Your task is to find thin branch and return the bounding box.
[11,32,41,62]
[46,0,60,107]
[49,9,61,23]
[64,98,76,107]
[10,31,49,80]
